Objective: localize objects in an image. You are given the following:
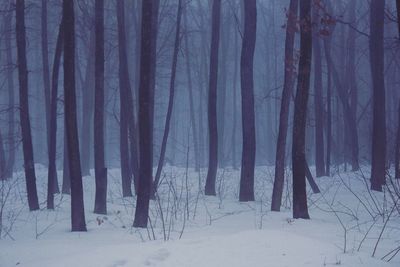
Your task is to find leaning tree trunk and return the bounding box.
[16,0,39,211]
[63,0,87,231]
[271,0,298,211]
[239,0,257,202]
[292,0,312,220]
[93,0,107,214]
[133,0,159,228]
[204,0,222,196]
[47,21,64,209]
[4,9,15,179]
[370,0,386,191]
[153,0,182,196]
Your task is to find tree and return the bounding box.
[4,7,15,179]
[93,0,107,214]
[63,0,87,231]
[395,0,400,179]
[204,0,222,196]
[369,0,386,191]
[153,0,183,195]
[117,0,133,197]
[47,21,64,209]
[16,0,39,211]
[271,0,298,211]
[312,5,325,178]
[239,0,257,202]
[133,0,159,228]
[292,0,312,219]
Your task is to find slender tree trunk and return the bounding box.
[183,6,200,172]
[312,9,325,177]
[63,0,87,231]
[239,0,257,202]
[47,21,64,209]
[41,0,51,162]
[204,0,222,196]
[16,0,39,211]
[396,1,400,179]
[4,10,15,179]
[0,131,5,180]
[153,0,183,194]
[133,0,159,228]
[370,0,386,191]
[116,0,135,197]
[271,0,298,211]
[292,0,312,219]
[93,0,107,214]
[324,37,332,177]
[231,22,240,170]
[62,130,71,194]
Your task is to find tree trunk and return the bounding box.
[324,37,332,177]
[94,0,107,214]
[271,0,298,211]
[312,8,325,178]
[133,0,159,228]
[41,0,51,164]
[0,131,5,180]
[16,0,40,211]
[183,5,200,172]
[4,9,15,179]
[370,0,386,191]
[204,0,222,196]
[62,130,71,194]
[292,0,312,219]
[153,0,183,195]
[47,21,64,209]
[63,0,87,231]
[239,0,257,202]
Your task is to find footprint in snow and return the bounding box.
[144,248,170,266]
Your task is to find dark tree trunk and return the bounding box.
[153,0,183,194]
[239,0,257,202]
[62,131,71,194]
[93,0,107,214]
[41,0,51,163]
[63,0,87,231]
[116,0,134,197]
[370,0,386,192]
[271,0,298,211]
[16,0,39,211]
[292,0,312,220]
[395,101,400,179]
[4,9,15,179]
[183,6,200,172]
[0,131,5,180]
[312,9,325,178]
[47,21,64,209]
[133,0,159,228]
[204,0,222,196]
[324,38,332,177]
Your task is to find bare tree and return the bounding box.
[153,0,183,195]
[292,0,312,219]
[370,0,386,191]
[239,0,257,202]
[63,0,87,231]
[271,0,298,211]
[16,0,39,211]
[133,0,159,228]
[204,0,222,196]
[93,0,107,214]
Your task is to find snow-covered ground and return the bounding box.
[1,165,399,267]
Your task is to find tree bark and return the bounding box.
[204,0,222,196]
[94,0,107,214]
[370,0,386,191]
[16,0,40,211]
[239,0,257,202]
[271,0,298,211]
[153,0,183,194]
[63,0,87,231]
[133,0,159,228]
[292,0,312,219]
[47,21,63,209]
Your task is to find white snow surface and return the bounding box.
[0,165,399,267]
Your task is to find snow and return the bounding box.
[0,165,399,267]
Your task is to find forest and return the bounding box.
[0,0,400,266]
